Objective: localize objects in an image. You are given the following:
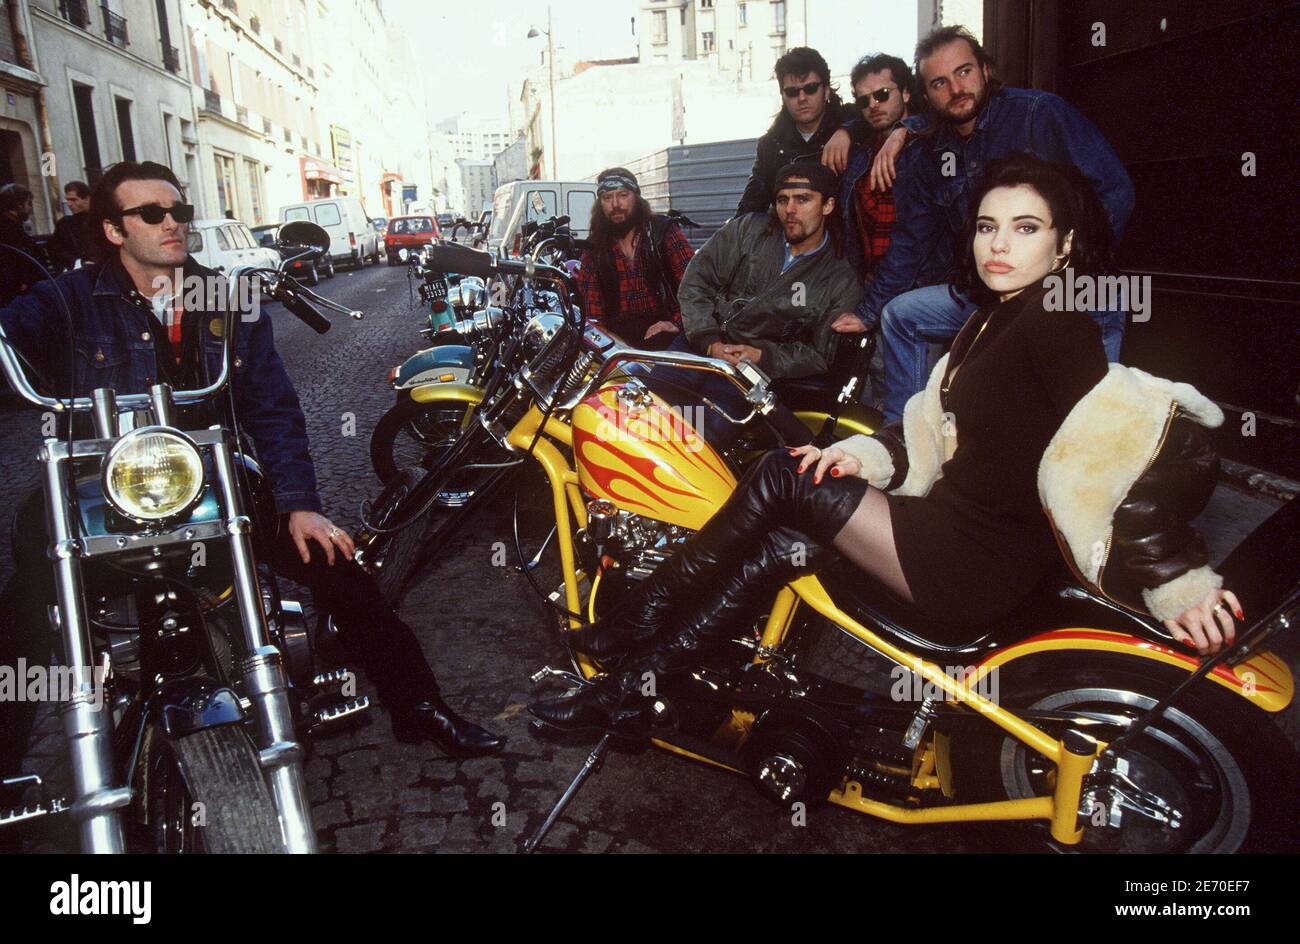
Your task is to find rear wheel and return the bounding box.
[134,725,284,854]
[946,653,1300,853]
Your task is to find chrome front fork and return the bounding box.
[41,440,129,853]
[210,431,317,852]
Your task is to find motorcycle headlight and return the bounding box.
[102,428,205,522]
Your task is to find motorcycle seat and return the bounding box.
[816,559,1170,664]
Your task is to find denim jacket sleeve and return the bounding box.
[232,308,322,514]
[1029,94,1135,242]
[0,277,65,383]
[858,145,946,322]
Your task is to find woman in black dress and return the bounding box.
[532,153,1241,731]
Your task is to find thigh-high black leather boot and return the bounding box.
[564,450,866,661]
[530,526,837,731]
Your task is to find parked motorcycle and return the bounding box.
[0,222,369,853]
[387,244,1299,854]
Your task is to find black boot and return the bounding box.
[564,451,863,660]
[391,696,504,757]
[535,528,832,731]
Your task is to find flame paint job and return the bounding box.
[572,383,736,530]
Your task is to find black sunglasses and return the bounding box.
[854,87,897,108]
[782,80,823,99]
[119,202,195,225]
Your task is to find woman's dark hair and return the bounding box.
[88,160,187,262]
[949,152,1116,306]
[849,53,917,115]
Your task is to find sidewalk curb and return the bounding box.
[1220,459,1300,503]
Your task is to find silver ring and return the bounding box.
[328,526,341,539]
[1212,602,1227,616]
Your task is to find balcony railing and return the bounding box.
[58,0,90,29]
[202,87,222,115]
[162,42,181,73]
[101,4,128,48]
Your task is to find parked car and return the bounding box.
[486,180,597,257]
[371,216,389,236]
[250,222,335,285]
[278,197,380,269]
[436,213,454,231]
[186,219,280,274]
[369,218,387,260]
[384,215,441,265]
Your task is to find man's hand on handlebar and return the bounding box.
[708,341,762,365]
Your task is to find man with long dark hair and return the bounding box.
[736,47,861,216]
[0,161,501,780]
[575,167,694,350]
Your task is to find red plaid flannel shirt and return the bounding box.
[853,160,897,276]
[576,222,694,330]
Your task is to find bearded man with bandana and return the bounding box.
[574,167,695,351]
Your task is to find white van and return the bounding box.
[279,197,380,269]
[486,181,597,257]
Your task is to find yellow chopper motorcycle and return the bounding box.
[375,244,1300,854]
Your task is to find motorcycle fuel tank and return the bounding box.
[572,381,736,531]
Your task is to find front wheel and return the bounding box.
[133,724,285,853]
[370,395,472,485]
[947,653,1300,853]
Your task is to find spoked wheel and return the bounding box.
[949,653,1300,853]
[370,396,474,486]
[133,725,284,854]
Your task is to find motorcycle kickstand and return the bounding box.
[521,731,612,854]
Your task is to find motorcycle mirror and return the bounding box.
[277,220,330,255]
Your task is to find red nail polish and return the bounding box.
[830,468,840,477]
[1235,609,1244,620]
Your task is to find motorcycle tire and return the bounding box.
[324,258,336,279]
[944,651,1300,853]
[306,262,320,286]
[134,724,284,853]
[361,466,433,606]
[370,396,471,485]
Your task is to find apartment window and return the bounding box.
[738,3,747,26]
[71,83,103,182]
[214,152,237,218]
[243,160,264,223]
[114,97,136,162]
[702,31,714,52]
[772,0,785,33]
[652,10,667,43]
[679,8,685,25]
[58,0,90,29]
[700,0,713,7]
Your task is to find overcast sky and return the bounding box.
[402,0,919,126]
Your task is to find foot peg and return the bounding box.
[311,667,356,691]
[309,696,371,734]
[1,775,68,829]
[530,665,589,688]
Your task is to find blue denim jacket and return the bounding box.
[0,261,322,513]
[860,86,1135,321]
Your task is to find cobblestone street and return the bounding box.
[3,262,1294,854]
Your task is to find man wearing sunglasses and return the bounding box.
[735,47,862,217]
[823,26,1134,423]
[0,161,502,781]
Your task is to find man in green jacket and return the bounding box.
[650,162,862,445]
